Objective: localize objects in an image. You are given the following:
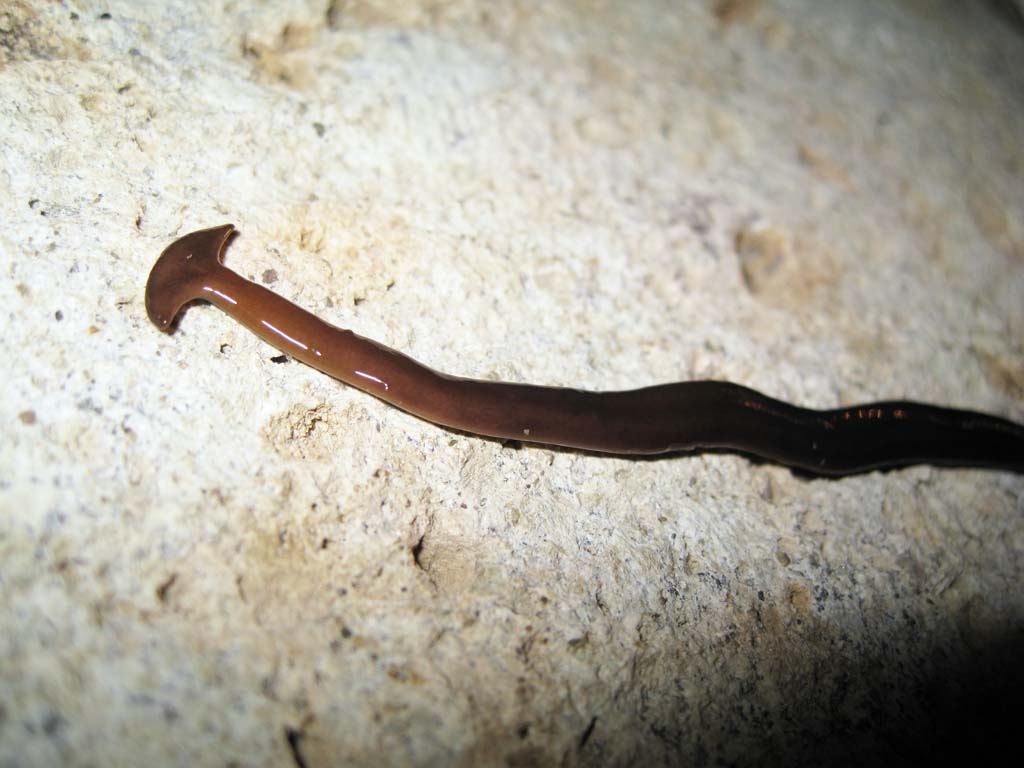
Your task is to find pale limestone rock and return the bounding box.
[1,1,1022,765]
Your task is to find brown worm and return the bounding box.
[145,224,1024,476]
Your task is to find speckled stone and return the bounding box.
[1,1,1022,766]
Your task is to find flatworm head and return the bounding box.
[145,224,236,332]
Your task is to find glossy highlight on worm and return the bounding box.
[145,225,1024,476]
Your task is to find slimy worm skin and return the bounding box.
[145,224,1024,476]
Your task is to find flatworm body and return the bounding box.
[145,225,1024,476]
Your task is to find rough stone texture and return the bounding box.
[1,1,1022,766]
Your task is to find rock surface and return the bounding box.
[1,1,1022,765]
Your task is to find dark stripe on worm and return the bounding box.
[145,225,1024,476]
